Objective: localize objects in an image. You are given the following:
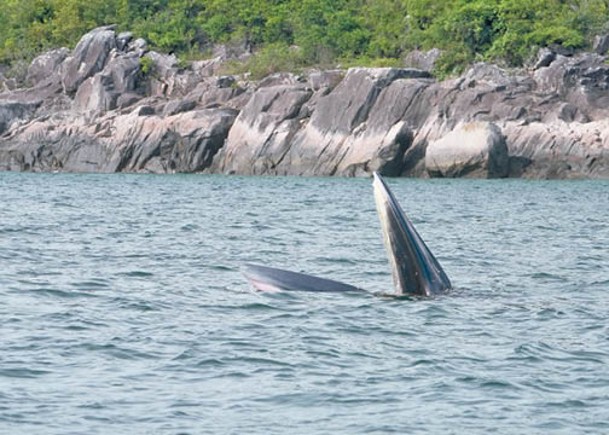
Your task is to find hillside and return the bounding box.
[2,0,608,77]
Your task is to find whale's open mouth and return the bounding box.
[242,172,451,296]
[372,172,451,296]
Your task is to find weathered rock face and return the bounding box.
[0,108,237,173]
[502,121,609,179]
[2,26,609,178]
[216,84,312,175]
[109,108,238,173]
[0,101,41,135]
[74,52,142,112]
[26,48,70,87]
[425,122,508,178]
[270,68,431,176]
[61,26,118,93]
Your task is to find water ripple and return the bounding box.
[0,173,608,434]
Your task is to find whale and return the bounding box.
[242,172,452,296]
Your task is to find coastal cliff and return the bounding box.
[2,27,609,178]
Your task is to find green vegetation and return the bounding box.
[1,0,608,77]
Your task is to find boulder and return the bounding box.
[116,32,134,52]
[332,77,432,176]
[73,50,142,112]
[144,51,179,96]
[404,48,441,72]
[185,77,247,109]
[26,48,70,87]
[532,47,556,70]
[74,74,118,112]
[162,99,197,116]
[103,52,141,93]
[129,38,148,56]
[62,26,117,93]
[425,122,508,178]
[0,114,114,173]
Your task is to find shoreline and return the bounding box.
[1,26,609,179]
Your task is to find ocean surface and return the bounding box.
[1,172,608,434]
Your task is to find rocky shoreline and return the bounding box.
[1,26,609,178]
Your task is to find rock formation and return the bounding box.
[425,122,508,178]
[1,26,609,178]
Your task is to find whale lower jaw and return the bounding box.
[372,173,451,296]
[241,172,451,296]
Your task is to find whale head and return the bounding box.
[372,172,451,296]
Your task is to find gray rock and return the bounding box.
[5,25,609,179]
[0,106,238,174]
[144,51,181,96]
[191,58,223,77]
[257,73,303,88]
[103,52,141,93]
[74,75,118,112]
[109,108,238,173]
[216,76,236,88]
[216,85,312,175]
[73,51,142,113]
[594,35,609,55]
[307,70,344,92]
[185,78,247,110]
[129,38,148,55]
[26,47,70,87]
[162,99,197,116]
[425,122,508,178]
[0,101,41,135]
[282,68,429,176]
[0,113,114,173]
[116,93,142,109]
[0,74,17,92]
[134,105,156,116]
[533,47,556,69]
[117,32,133,51]
[404,48,441,72]
[61,26,117,93]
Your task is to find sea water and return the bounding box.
[1,173,608,434]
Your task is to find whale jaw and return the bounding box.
[241,173,451,297]
[372,172,451,296]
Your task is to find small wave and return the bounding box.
[111,298,161,312]
[180,223,200,231]
[119,271,154,278]
[529,272,567,282]
[195,358,226,368]
[76,343,159,361]
[25,288,99,299]
[0,368,51,378]
[70,279,112,290]
[545,399,587,408]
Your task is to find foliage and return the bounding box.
[138,55,154,76]
[222,42,306,79]
[1,0,608,77]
